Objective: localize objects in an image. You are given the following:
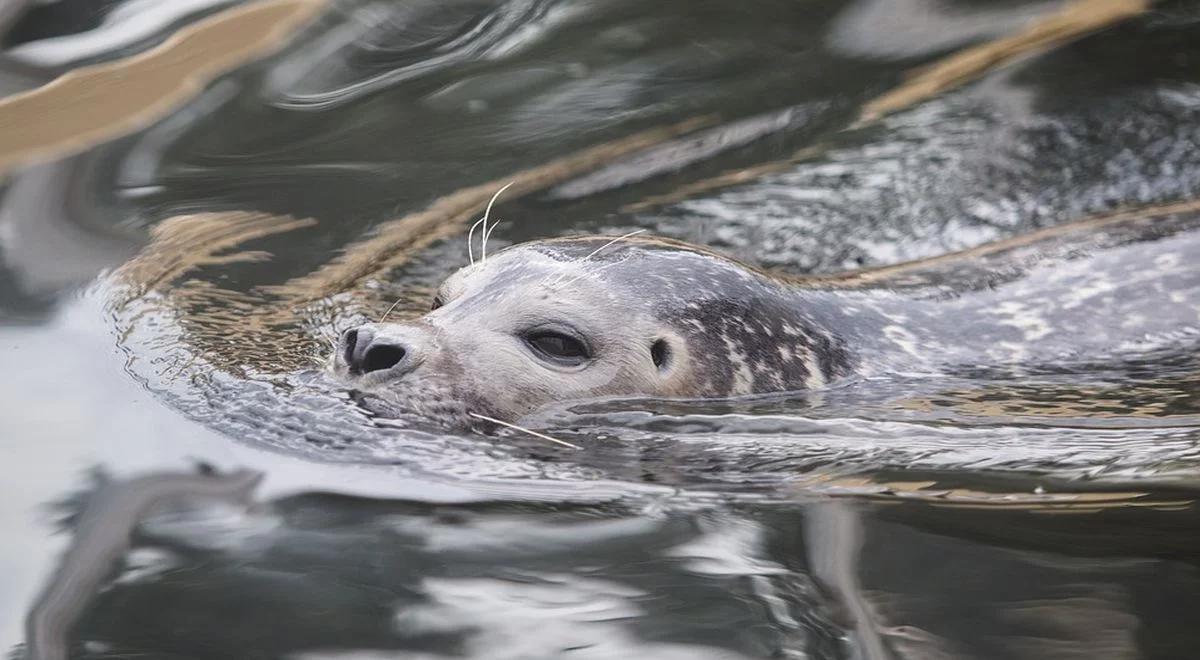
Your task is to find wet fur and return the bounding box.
[333,212,1200,429]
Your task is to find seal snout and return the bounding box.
[340,324,426,377]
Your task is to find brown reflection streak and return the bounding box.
[0,0,326,176]
[625,0,1148,212]
[264,117,715,301]
[859,0,1147,123]
[109,213,319,376]
[898,376,1200,420]
[796,475,1193,512]
[110,213,317,308]
[111,118,715,375]
[808,198,1200,288]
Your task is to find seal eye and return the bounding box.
[524,330,589,367]
[431,295,445,311]
[651,339,670,369]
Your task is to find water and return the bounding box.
[3,1,1200,658]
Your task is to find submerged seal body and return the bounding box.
[332,221,1200,429]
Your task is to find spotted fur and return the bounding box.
[332,216,1200,429]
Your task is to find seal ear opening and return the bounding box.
[651,339,671,370]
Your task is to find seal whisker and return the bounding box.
[547,229,646,287]
[466,215,488,265]
[467,412,581,449]
[480,181,516,264]
[551,252,635,290]
[378,297,405,323]
[483,216,503,246]
[577,229,646,263]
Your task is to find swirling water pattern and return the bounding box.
[3,1,1200,658]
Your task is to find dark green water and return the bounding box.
[3,1,1200,658]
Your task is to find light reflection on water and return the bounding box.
[3,0,1200,658]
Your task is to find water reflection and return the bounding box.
[4,0,1200,657]
[20,466,1200,659]
[25,468,261,660]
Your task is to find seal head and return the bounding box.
[332,237,850,428]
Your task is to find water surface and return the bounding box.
[3,1,1200,658]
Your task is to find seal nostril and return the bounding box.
[342,329,359,366]
[362,344,406,373]
[651,339,670,369]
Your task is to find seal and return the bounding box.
[331,213,1200,430]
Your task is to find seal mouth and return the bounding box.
[343,376,478,430]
